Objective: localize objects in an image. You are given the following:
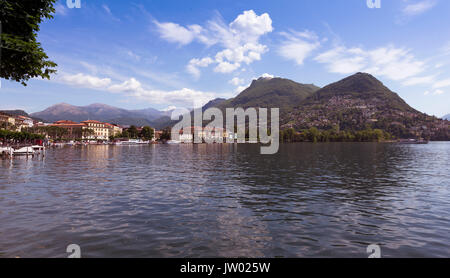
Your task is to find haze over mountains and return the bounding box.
[27,73,449,139]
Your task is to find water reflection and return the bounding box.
[0,143,449,257]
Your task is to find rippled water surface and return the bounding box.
[0,143,449,258]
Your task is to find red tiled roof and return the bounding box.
[81,120,103,124]
[54,120,78,125]
[50,124,86,127]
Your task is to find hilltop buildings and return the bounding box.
[0,112,35,132]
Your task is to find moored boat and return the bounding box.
[13,146,35,155]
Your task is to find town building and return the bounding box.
[0,112,16,129]
[176,126,234,143]
[105,123,123,138]
[50,120,87,139]
[81,120,110,140]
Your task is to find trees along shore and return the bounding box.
[0,129,45,146]
[280,127,392,143]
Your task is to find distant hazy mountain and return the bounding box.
[443,114,450,120]
[129,107,165,121]
[30,103,165,124]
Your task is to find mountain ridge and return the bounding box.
[217,77,320,112]
[30,103,167,127]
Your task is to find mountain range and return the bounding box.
[443,114,450,121]
[27,72,449,140]
[30,103,171,128]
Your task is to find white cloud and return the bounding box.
[154,21,201,45]
[433,89,444,95]
[56,73,216,107]
[129,87,215,107]
[230,10,273,40]
[108,78,142,93]
[155,10,273,77]
[186,57,214,78]
[433,79,450,89]
[402,0,437,16]
[229,77,245,86]
[315,47,367,74]
[315,45,426,81]
[278,30,321,65]
[260,73,274,79]
[153,20,216,46]
[58,73,112,89]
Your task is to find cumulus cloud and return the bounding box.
[315,45,426,81]
[153,21,211,46]
[278,30,321,65]
[186,57,214,78]
[155,10,273,77]
[58,73,112,89]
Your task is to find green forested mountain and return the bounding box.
[283,73,448,140]
[217,77,320,112]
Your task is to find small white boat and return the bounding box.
[13,146,35,155]
[166,140,181,144]
[120,139,150,145]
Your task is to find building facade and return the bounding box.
[81,120,110,140]
[0,113,16,129]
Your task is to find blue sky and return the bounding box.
[1,0,450,117]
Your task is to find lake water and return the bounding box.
[0,143,449,258]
